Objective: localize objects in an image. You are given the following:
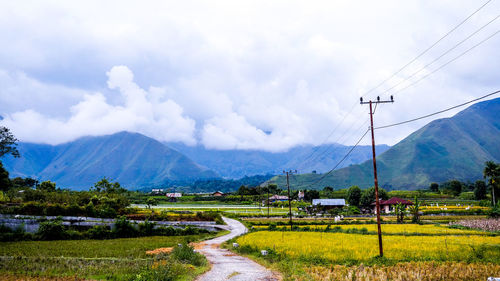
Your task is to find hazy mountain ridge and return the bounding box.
[168,142,390,179]
[269,97,500,190]
[2,132,217,189]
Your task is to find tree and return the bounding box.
[38,180,56,192]
[304,190,320,202]
[92,177,125,193]
[11,177,38,189]
[429,182,439,193]
[473,180,487,200]
[146,197,158,209]
[360,187,388,209]
[0,161,11,191]
[441,180,462,196]
[409,196,421,223]
[346,186,361,207]
[0,126,20,159]
[394,202,405,223]
[323,186,333,192]
[484,161,500,206]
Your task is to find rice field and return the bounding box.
[252,223,490,235]
[0,234,213,280]
[235,231,500,264]
[302,262,500,281]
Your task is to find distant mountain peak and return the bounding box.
[3,131,217,190]
[271,97,500,190]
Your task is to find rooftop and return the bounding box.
[312,199,346,206]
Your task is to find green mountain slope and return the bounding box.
[270,97,500,190]
[3,132,217,189]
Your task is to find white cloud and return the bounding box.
[1,66,196,145]
[0,1,499,150]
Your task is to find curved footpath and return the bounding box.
[196,217,279,281]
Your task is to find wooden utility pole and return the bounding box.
[360,95,394,257]
[267,185,270,218]
[283,170,297,230]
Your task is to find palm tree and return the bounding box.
[483,161,499,206]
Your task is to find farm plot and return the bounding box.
[235,231,500,264]
[251,223,490,235]
[0,234,213,280]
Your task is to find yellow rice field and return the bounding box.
[252,224,489,235]
[236,231,500,263]
[302,262,500,281]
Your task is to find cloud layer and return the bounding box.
[0,1,499,151]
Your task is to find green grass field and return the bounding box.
[0,234,214,280]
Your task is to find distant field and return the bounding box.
[251,223,490,235]
[132,203,290,215]
[0,234,213,280]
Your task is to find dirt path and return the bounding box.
[196,217,279,281]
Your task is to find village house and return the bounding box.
[268,195,289,203]
[151,188,164,195]
[372,197,413,214]
[212,191,225,197]
[311,199,346,211]
[166,192,182,202]
[298,191,305,201]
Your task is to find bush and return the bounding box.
[86,225,112,239]
[36,220,68,240]
[347,205,361,214]
[113,216,138,238]
[138,220,155,236]
[489,206,500,218]
[45,204,66,216]
[155,226,178,236]
[132,259,188,281]
[268,223,277,230]
[171,244,206,266]
[66,230,84,240]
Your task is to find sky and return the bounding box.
[1,0,499,152]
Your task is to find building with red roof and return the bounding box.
[371,197,413,214]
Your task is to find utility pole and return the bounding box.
[360,95,394,257]
[267,185,270,218]
[283,170,297,230]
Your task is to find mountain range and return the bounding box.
[1,132,387,190]
[167,142,390,179]
[2,132,217,190]
[269,97,500,190]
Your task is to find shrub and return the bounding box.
[66,230,84,240]
[19,202,44,215]
[156,226,178,236]
[132,259,188,281]
[36,220,68,240]
[113,216,138,238]
[488,206,500,218]
[171,244,206,266]
[45,204,65,216]
[86,225,112,239]
[138,220,156,236]
[268,223,277,230]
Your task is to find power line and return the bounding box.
[293,1,495,166]
[300,128,371,190]
[375,90,500,130]
[298,115,370,174]
[297,104,363,168]
[380,14,500,96]
[297,106,366,170]
[363,0,495,97]
[392,29,500,96]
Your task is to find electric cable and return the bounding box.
[375,90,500,130]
